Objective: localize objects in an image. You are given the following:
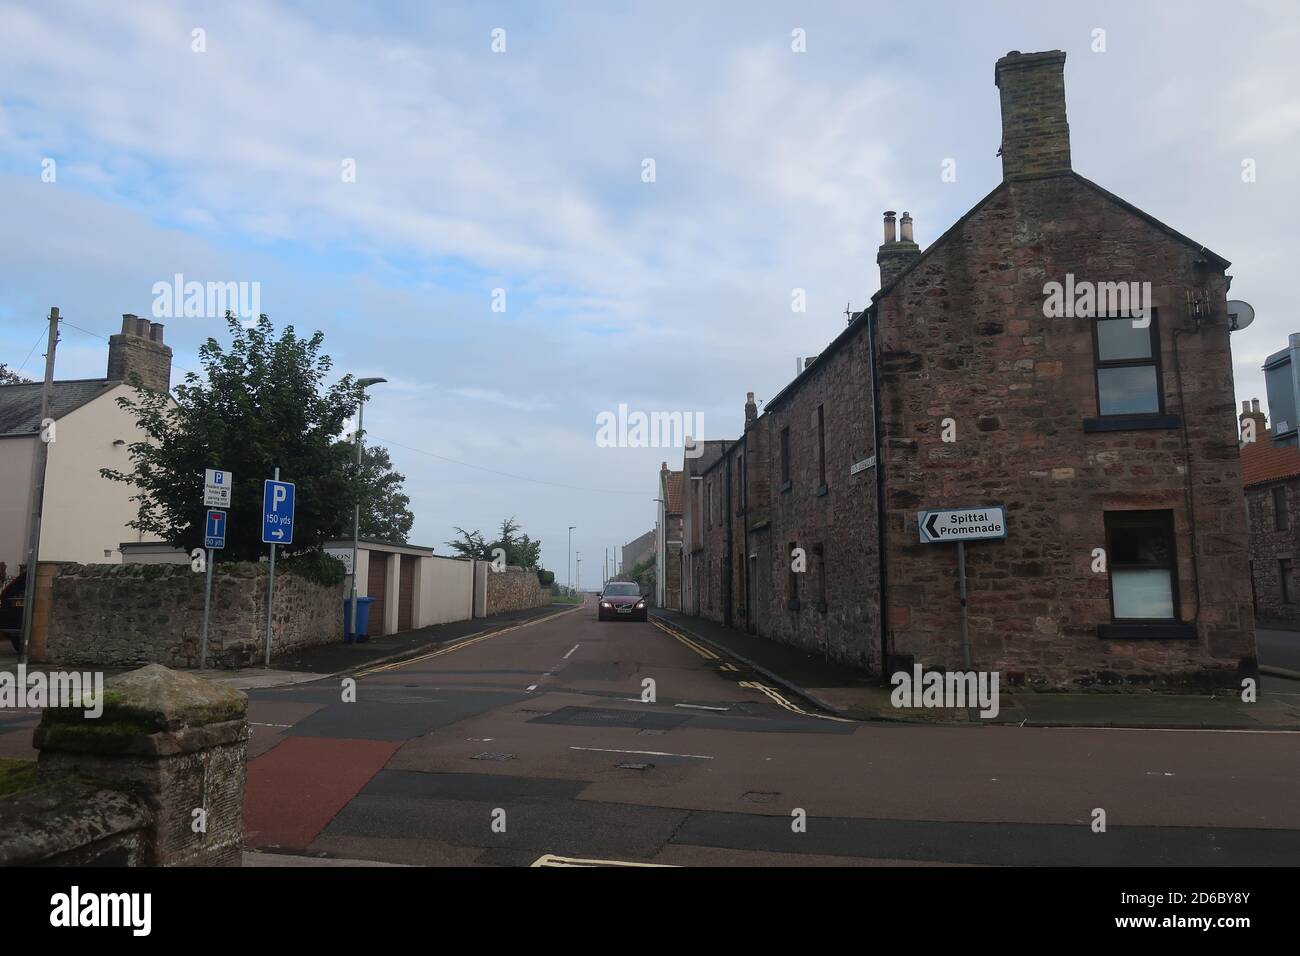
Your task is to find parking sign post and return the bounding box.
[262,470,296,667]
[199,500,228,670]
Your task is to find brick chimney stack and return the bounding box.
[877,209,920,289]
[994,50,1071,181]
[745,391,758,429]
[1240,398,1267,441]
[107,313,173,392]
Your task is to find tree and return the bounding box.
[444,516,542,569]
[0,363,31,385]
[103,313,387,561]
[343,443,414,543]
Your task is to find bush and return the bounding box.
[279,549,348,587]
[536,568,555,587]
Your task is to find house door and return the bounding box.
[398,555,416,631]
[367,553,388,637]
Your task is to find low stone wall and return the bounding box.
[44,562,344,668]
[485,567,552,616]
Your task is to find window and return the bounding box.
[780,427,791,489]
[816,404,827,489]
[1093,314,1162,416]
[1105,511,1177,620]
[736,453,744,514]
[1281,559,1295,604]
[1274,486,1289,531]
[787,542,799,610]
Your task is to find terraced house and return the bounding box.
[679,50,1257,688]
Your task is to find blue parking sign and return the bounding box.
[204,509,227,549]
[262,479,296,545]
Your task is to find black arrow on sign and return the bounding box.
[925,513,940,540]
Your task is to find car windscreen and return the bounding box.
[602,584,641,597]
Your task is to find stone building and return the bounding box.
[655,463,685,609]
[1240,399,1300,627]
[677,50,1256,688]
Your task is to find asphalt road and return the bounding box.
[238,595,1300,866]
[1257,627,1300,674]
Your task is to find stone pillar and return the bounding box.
[34,663,248,866]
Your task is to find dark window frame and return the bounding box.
[1274,485,1289,531]
[779,426,791,491]
[1104,509,1180,624]
[1091,310,1165,419]
[816,404,827,490]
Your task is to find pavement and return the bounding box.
[228,594,1300,866]
[652,610,1300,730]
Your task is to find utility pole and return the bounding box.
[18,308,60,665]
[567,526,575,596]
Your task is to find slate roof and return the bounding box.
[664,469,683,514]
[1240,437,1300,488]
[0,378,120,438]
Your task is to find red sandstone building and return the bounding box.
[676,50,1256,689]
[1240,399,1300,628]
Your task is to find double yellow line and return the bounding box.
[355,604,583,678]
[651,619,852,723]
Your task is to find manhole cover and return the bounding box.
[637,729,666,736]
[741,791,779,803]
[617,762,653,771]
[471,752,516,761]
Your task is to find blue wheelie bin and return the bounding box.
[343,596,374,643]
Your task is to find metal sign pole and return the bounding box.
[265,466,278,667]
[957,540,972,670]
[200,548,214,668]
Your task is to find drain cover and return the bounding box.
[471,752,516,761]
[617,762,653,771]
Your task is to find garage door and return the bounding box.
[367,553,388,637]
[398,555,416,632]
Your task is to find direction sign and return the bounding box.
[262,479,296,545]
[204,509,227,549]
[917,505,1007,544]
[204,469,232,508]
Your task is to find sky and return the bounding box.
[1,0,1296,586]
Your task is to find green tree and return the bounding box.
[344,443,414,543]
[445,527,490,560]
[103,313,379,561]
[0,363,31,385]
[444,516,542,568]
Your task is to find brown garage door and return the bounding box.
[366,553,387,637]
[398,555,416,632]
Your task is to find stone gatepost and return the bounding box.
[34,663,249,866]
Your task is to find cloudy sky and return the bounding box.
[1,0,1296,584]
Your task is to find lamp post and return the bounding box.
[349,377,386,641]
[575,554,581,595]
[567,526,575,596]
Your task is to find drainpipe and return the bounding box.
[867,304,890,678]
[723,451,734,627]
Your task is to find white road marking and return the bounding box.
[673,703,731,712]
[250,722,294,728]
[563,643,581,659]
[569,746,713,760]
[526,684,538,692]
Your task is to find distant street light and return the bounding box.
[350,377,386,641]
[568,526,575,596]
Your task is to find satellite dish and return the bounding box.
[1227,299,1255,332]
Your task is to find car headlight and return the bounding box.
[636,601,646,608]
[601,602,612,608]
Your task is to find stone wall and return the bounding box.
[1245,478,1300,627]
[44,562,344,668]
[484,567,552,616]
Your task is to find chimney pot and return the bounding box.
[1253,398,1261,412]
[900,211,914,243]
[121,314,139,335]
[882,211,897,244]
[149,322,164,344]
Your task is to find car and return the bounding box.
[597,581,648,622]
[0,570,26,654]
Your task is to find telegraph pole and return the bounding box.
[18,308,60,665]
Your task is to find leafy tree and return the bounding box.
[0,363,31,385]
[444,516,542,568]
[343,443,414,543]
[102,313,389,561]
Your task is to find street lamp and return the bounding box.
[575,553,581,595]
[350,376,386,641]
[568,526,575,596]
